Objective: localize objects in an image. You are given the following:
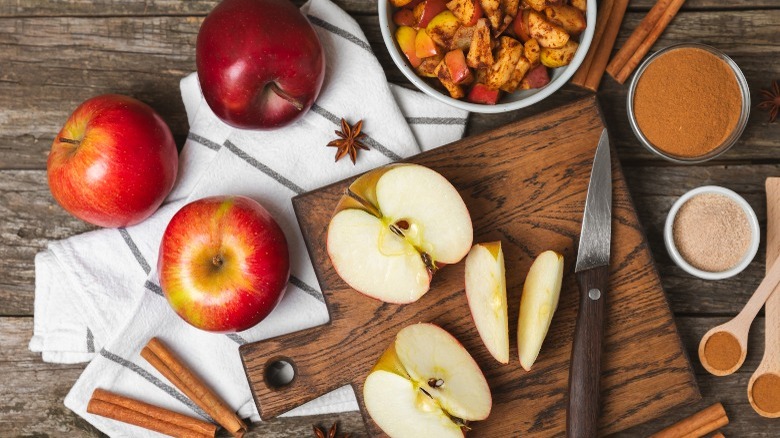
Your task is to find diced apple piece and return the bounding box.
[524,0,564,12]
[465,242,509,364]
[540,40,579,68]
[512,9,532,42]
[396,26,422,68]
[415,29,440,58]
[467,83,501,104]
[364,323,492,437]
[486,36,523,89]
[479,0,503,33]
[570,0,587,12]
[500,55,532,92]
[496,0,519,34]
[545,5,586,35]
[466,19,494,68]
[528,10,569,48]
[416,53,445,77]
[427,10,461,48]
[447,0,483,26]
[520,64,550,89]
[393,8,418,27]
[524,38,541,65]
[417,0,449,28]
[327,164,473,303]
[444,49,473,84]
[450,24,476,51]
[517,251,564,371]
[474,67,489,84]
[391,0,415,7]
[435,58,466,98]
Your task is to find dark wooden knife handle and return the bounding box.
[567,265,609,438]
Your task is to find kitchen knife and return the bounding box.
[567,128,612,438]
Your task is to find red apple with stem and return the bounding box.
[47,94,178,228]
[196,0,325,130]
[158,196,290,333]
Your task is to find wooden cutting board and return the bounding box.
[239,96,700,436]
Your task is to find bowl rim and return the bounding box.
[663,185,760,280]
[626,43,751,164]
[378,0,597,114]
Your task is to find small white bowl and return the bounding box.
[664,186,760,280]
[378,1,597,114]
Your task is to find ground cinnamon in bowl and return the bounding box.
[628,44,749,162]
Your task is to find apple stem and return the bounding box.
[212,255,223,268]
[267,82,305,111]
[59,137,81,146]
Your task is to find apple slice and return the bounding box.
[396,26,422,68]
[364,323,492,437]
[415,29,440,59]
[465,242,509,363]
[517,250,564,371]
[327,164,472,303]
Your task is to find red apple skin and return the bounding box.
[158,196,290,333]
[47,94,177,228]
[417,0,448,28]
[196,0,325,130]
[467,84,500,104]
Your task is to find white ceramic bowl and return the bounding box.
[378,1,597,114]
[664,186,760,280]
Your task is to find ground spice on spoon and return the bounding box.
[752,374,780,415]
[703,331,742,372]
[673,193,751,272]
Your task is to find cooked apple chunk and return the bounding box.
[486,36,524,89]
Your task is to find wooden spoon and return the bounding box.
[747,178,780,417]
[698,255,780,376]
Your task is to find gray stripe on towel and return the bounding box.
[307,15,373,54]
[86,328,95,353]
[406,117,468,125]
[118,228,151,274]
[188,132,222,151]
[290,276,325,303]
[223,140,305,195]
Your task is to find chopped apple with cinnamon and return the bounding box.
[396,26,422,68]
[486,36,524,89]
[393,8,418,27]
[517,251,564,371]
[416,0,449,27]
[447,0,483,26]
[466,19,494,69]
[417,53,444,77]
[427,10,462,48]
[416,29,440,58]
[500,56,532,92]
[467,83,500,104]
[540,40,579,68]
[545,4,586,35]
[520,64,551,89]
[435,58,466,98]
[524,38,541,65]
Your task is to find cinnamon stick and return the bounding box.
[570,0,614,87]
[606,0,673,78]
[87,389,217,438]
[649,403,729,438]
[141,338,247,437]
[709,433,725,438]
[582,0,630,91]
[610,0,687,84]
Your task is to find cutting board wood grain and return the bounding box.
[239,97,700,436]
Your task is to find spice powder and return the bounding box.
[673,193,751,272]
[752,373,780,414]
[703,331,741,372]
[634,47,742,158]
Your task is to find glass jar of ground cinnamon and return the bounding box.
[627,43,750,163]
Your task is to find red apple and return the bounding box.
[196,0,325,130]
[467,83,501,104]
[158,196,290,333]
[416,0,448,28]
[47,94,177,228]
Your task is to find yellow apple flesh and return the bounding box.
[465,242,509,364]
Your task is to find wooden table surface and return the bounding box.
[0,0,777,436]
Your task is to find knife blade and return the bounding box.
[567,128,612,438]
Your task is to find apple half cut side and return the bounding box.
[517,250,564,371]
[364,323,492,438]
[327,164,473,304]
[465,241,509,364]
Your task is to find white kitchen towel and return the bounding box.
[30,0,468,435]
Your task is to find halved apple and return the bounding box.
[364,323,492,437]
[517,250,564,371]
[465,242,509,364]
[327,164,473,304]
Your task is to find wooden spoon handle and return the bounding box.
[735,256,780,328]
[764,179,780,358]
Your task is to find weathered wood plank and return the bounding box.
[0,0,775,18]
[3,167,780,315]
[0,10,778,169]
[4,316,777,437]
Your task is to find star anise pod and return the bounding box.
[312,422,350,438]
[327,118,369,164]
[758,80,780,123]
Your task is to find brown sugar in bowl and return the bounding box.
[627,43,750,163]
